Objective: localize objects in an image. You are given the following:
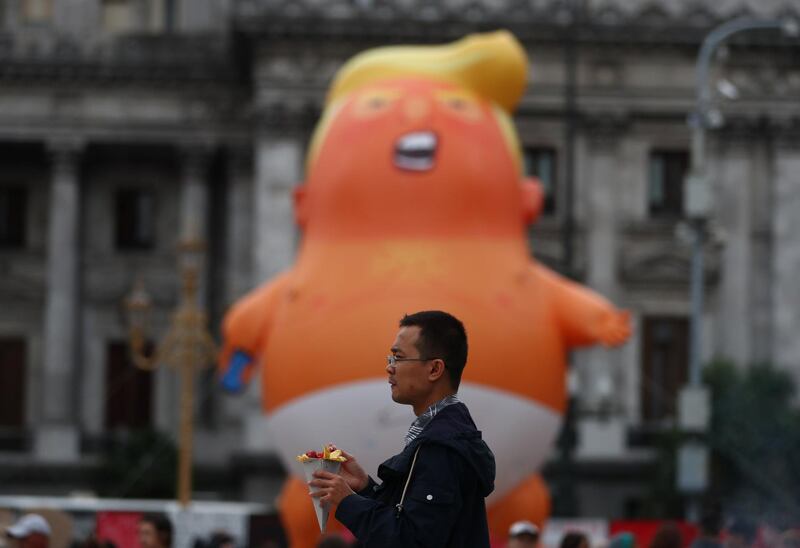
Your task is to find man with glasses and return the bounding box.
[309,310,495,547]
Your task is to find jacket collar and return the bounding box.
[404,393,460,447]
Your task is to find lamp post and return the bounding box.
[685,15,797,390]
[124,238,217,507]
[678,15,798,519]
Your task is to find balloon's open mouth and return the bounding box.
[394,131,437,172]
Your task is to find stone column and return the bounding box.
[749,136,774,364]
[252,134,302,283]
[179,144,212,245]
[225,145,254,302]
[220,146,255,426]
[713,140,752,364]
[580,130,623,413]
[35,140,82,462]
[772,139,800,388]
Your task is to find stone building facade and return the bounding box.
[0,0,798,519]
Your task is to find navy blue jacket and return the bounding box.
[336,402,495,547]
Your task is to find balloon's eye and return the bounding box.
[448,98,467,110]
[354,90,400,118]
[436,92,483,122]
[368,97,388,109]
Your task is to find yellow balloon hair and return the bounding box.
[306,30,529,174]
[326,30,528,113]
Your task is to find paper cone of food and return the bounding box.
[297,446,347,533]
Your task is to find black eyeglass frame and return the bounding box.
[386,355,443,367]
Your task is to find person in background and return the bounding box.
[609,532,635,548]
[71,534,116,548]
[692,503,724,548]
[760,513,792,548]
[315,534,352,548]
[192,531,236,548]
[778,531,800,548]
[208,532,235,548]
[560,531,590,548]
[507,521,540,548]
[4,514,51,548]
[137,514,172,548]
[726,517,758,548]
[650,523,683,548]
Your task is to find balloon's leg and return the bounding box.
[279,475,348,548]
[487,473,551,538]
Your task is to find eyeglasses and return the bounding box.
[386,355,438,367]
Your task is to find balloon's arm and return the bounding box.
[218,272,292,393]
[534,263,632,348]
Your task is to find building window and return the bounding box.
[105,341,153,430]
[0,338,26,428]
[102,0,137,33]
[641,316,689,422]
[648,150,688,218]
[0,187,27,248]
[21,0,53,22]
[115,189,155,250]
[523,147,557,215]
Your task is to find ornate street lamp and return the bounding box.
[123,238,217,507]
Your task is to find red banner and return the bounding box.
[610,520,699,548]
[96,511,143,548]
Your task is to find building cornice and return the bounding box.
[0,34,240,86]
[234,0,800,47]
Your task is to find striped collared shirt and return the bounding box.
[404,394,461,447]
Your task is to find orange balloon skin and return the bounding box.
[220,78,630,544]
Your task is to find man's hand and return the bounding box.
[336,449,369,492]
[309,470,355,507]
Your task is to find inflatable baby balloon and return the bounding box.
[220,30,631,546]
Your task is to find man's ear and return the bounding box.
[428,359,447,382]
[521,177,544,225]
[293,184,308,229]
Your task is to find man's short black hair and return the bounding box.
[399,310,468,389]
[560,532,589,548]
[141,513,173,548]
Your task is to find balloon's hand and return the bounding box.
[595,309,632,347]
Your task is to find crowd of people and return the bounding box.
[3,509,800,548]
[1,511,232,548]
[297,514,800,548]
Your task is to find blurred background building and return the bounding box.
[0,0,798,520]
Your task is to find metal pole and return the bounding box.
[125,245,215,508]
[687,117,706,388]
[679,16,793,518]
[178,353,194,507]
[688,225,705,387]
[562,0,579,278]
[687,16,788,387]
